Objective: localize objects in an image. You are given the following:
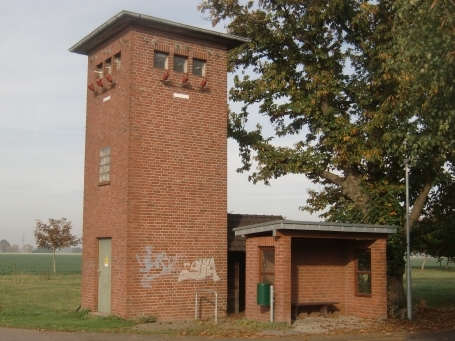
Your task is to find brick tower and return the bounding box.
[70,11,246,320]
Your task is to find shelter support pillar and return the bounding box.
[274,235,292,325]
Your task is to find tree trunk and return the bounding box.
[446,258,449,270]
[387,273,405,306]
[52,249,56,274]
[421,254,428,270]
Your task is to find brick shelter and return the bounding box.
[69,11,247,320]
[227,214,283,313]
[234,220,397,325]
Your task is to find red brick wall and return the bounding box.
[81,24,228,320]
[275,236,292,324]
[344,238,388,319]
[81,27,133,315]
[245,236,275,322]
[244,235,388,323]
[291,238,348,314]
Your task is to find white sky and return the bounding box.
[0,0,320,247]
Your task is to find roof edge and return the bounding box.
[69,10,248,55]
[233,220,398,236]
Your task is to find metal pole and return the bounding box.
[405,161,412,319]
[195,291,198,320]
[215,291,218,324]
[195,290,218,324]
[270,285,274,323]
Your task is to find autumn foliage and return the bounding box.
[198,0,455,304]
[34,217,81,274]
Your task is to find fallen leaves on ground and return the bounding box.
[161,308,455,339]
[325,307,455,337]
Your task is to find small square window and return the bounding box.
[355,250,372,296]
[174,55,188,73]
[114,53,121,71]
[99,146,110,184]
[192,59,206,77]
[154,51,168,69]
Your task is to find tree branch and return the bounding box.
[320,170,344,186]
[320,169,368,217]
[410,179,434,226]
[293,33,318,54]
[339,21,367,53]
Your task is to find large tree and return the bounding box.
[198,0,455,303]
[34,218,81,274]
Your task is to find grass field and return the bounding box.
[0,274,135,332]
[404,258,455,309]
[0,253,81,275]
[0,256,453,332]
[406,268,455,309]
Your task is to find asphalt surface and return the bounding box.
[1,328,455,341]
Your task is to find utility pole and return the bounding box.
[404,158,412,320]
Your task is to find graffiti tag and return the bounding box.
[136,246,182,288]
[178,257,220,282]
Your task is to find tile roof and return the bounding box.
[227,213,283,252]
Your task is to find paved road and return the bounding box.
[1,328,454,341]
[307,330,455,340]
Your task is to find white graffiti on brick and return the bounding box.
[178,257,220,282]
[136,246,182,288]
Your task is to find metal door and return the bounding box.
[98,238,111,314]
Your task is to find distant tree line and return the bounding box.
[0,239,81,254]
[0,240,23,253]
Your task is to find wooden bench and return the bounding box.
[292,301,339,319]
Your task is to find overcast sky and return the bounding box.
[0,0,320,247]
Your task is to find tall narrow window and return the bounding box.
[174,55,188,73]
[95,63,103,79]
[154,51,168,69]
[259,247,275,285]
[104,58,112,76]
[192,58,206,77]
[99,146,110,184]
[114,53,121,71]
[355,250,372,296]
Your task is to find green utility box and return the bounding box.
[257,282,270,306]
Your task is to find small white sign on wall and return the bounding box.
[173,93,189,99]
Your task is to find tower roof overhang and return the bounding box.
[69,10,248,55]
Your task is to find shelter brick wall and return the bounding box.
[275,236,292,324]
[82,24,228,320]
[245,236,275,322]
[344,238,388,319]
[245,236,388,323]
[291,239,348,315]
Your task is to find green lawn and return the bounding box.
[0,274,135,332]
[0,257,453,332]
[403,257,455,308]
[405,268,455,309]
